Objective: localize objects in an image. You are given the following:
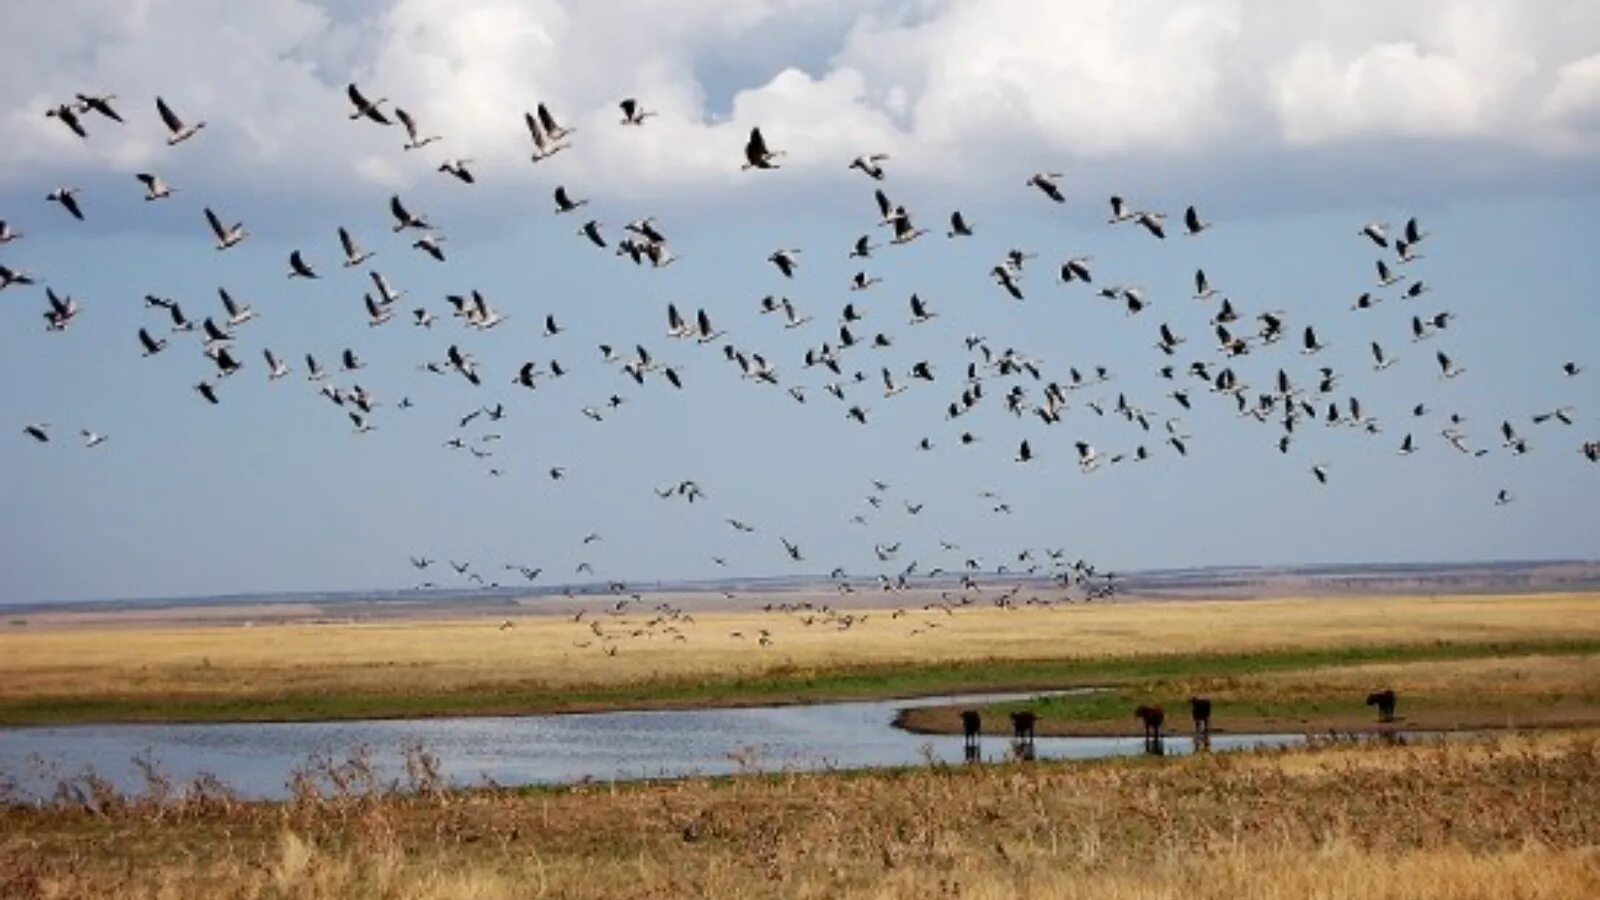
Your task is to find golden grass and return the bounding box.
[1,593,1596,715]
[4,730,1597,899]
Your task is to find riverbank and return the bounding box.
[1,593,1596,726]
[897,650,1600,737]
[3,729,1596,899]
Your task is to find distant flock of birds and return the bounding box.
[6,82,1593,635]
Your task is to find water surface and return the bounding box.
[0,692,1300,800]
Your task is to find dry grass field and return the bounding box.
[1,592,1597,724]
[2,730,1597,899]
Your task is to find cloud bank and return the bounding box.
[1,0,1597,205]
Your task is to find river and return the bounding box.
[0,691,1302,801]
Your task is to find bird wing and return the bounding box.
[395,107,418,139]
[538,103,560,134]
[156,97,182,132]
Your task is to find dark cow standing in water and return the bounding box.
[1189,696,1213,736]
[1134,705,1165,741]
[960,710,982,762]
[1010,710,1037,761]
[1366,689,1398,723]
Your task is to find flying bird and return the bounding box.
[136,173,173,201]
[345,83,392,124]
[155,96,205,145]
[619,97,656,125]
[1027,173,1065,203]
[742,127,783,170]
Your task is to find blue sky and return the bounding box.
[2,1,1598,605]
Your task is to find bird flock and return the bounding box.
[6,83,1595,648]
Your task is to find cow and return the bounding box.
[1366,689,1397,723]
[1134,705,1165,738]
[960,709,982,762]
[1009,710,1037,761]
[1189,696,1213,737]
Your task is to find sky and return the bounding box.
[1,0,1598,605]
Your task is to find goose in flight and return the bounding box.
[1075,442,1100,472]
[369,271,402,306]
[1376,259,1404,287]
[46,103,88,138]
[43,289,80,331]
[0,221,20,244]
[194,381,220,404]
[389,195,430,231]
[364,293,393,326]
[850,234,878,258]
[1135,210,1167,239]
[413,233,446,261]
[207,344,243,377]
[264,349,289,379]
[137,327,167,356]
[742,127,783,169]
[1027,173,1065,203]
[991,265,1023,300]
[619,97,656,125]
[1015,439,1033,463]
[23,423,51,442]
[887,207,927,244]
[525,109,569,161]
[1301,326,1327,354]
[438,159,475,184]
[47,188,84,221]
[1184,205,1211,235]
[1107,195,1137,223]
[1360,222,1389,248]
[80,430,108,448]
[1370,341,1395,371]
[1311,464,1329,484]
[1495,489,1514,506]
[553,185,588,214]
[287,250,319,279]
[155,96,205,145]
[395,107,440,150]
[947,210,974,238]
[77,91,122,124]
[782,298,811,329]
[205,207,247,249]
[345,84,392,124]
[579,220,606,248]
[342,348,364,371]
[850,153,889,180]
[337,227,373,267]
[1436,351,1466,379]
[1059,256,1093,284]
[769,248,801,278]
[909,293,936,324]
[136,173,173,201]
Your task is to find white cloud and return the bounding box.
[0,0,1595,206]
[1542,53,1600,134]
